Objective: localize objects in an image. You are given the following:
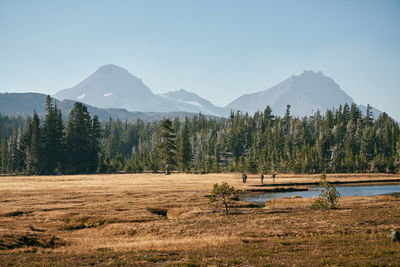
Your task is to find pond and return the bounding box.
[242,183,400,204]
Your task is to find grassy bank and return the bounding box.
[0,173,399,266]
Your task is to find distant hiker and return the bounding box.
[242,173,247,183]
[260,174,264,184]
[272,173,276,184]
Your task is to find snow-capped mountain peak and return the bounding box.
[225,70,355,117]
[52,65,383,119]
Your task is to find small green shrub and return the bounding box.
[311,172,340,209]
[209,182,238,215]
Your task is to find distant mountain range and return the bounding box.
[227,70,351,115]
[0,64,385,120]
[158,89,226,116]
[54,64,224,116]
[0,92,213,122]
[224,70,382,119]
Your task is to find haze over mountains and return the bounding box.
[54,64,224,116]
[53,64,381,118]
[227,70,352,115]
[55,64,156,111]
[1,64,384,120]
[158,89,225,116]
[0,92,208,122]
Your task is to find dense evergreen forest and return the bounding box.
[0,96,399,175]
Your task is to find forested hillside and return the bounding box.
[0,97,399,175]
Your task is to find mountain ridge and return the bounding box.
[225,70,355,117]
[158,89,225,116]
[3,64,388,120]
[54,64,157,111]
[54,64,221,114]
[0,92,217,122]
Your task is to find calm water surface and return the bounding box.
[243,184,400,204]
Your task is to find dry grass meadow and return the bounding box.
[1,173,400,266]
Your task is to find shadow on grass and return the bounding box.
[0,233,65,250]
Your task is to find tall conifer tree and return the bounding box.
[177,121,191,172]
[65,102,92,173]
[90,115,102,172]
[158,118,176,174]
[23,112,42,174]
[0,137,8,173]
[42,96,64,174]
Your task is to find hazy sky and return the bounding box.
[1,0,399,120]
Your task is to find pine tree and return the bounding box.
[65,102,93,173]
[205,156,213,173]
[176,121,191,172]
[365,104,374,127]
[158,119,176,174]
[246,152,258,174]
[350,103,361,123]
[283,104,291,134]
[89,115,102,172]
[0,137,8,173]
[343,103,350,124]
[9,128,24,173]
[24,112,42,174]
[42,96,64,174]
[97,153,108,173]
[105,123,120,159]
[20,117,33,157]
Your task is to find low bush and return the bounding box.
[209,182,238,215]
[311,173,340,209]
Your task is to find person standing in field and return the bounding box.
[272,172,276,184]
[242,173,247,183]
[260,174,264,184]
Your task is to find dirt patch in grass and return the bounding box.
[147,207,168,217]
[62,215,106,230]
[0,233,65,250]
[1,210,33,217]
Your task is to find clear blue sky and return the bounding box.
[1,0,399,120]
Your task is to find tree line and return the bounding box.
[0,97,399,175]
[0,96,101,174]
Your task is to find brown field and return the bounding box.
[0,173,400,266]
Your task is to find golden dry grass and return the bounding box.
[0,173,400,266]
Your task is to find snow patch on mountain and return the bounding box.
[186,101,203,108]
[77,93,86,100]
[160,94,203,108]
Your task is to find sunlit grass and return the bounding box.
[0,173,399,265]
